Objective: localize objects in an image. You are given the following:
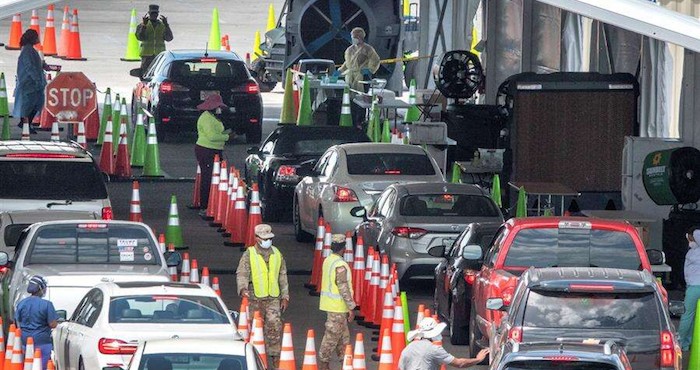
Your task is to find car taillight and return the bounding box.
[508,327,522,342]
[463,270,477,285]
[392,227,427,239]
[246,82,260,94]
[660,330,675,367]
[276,165,299,182]
[568,283,615,292]
[159,81,189,93]
[102,207,113,220]
[333,186,358,202]
[544,356,579,362]
[501,286,515,306]
[98,338,137,355]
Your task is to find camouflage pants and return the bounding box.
[319,312,350,363]
[248,298,283,357]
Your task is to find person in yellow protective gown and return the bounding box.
[339,27,380,92]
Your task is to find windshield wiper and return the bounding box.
[47,200,73,208]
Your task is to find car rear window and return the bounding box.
[26,224,159,265]
[171,60,248,82]
[400,194,500,217]
[109,295,229,324]
[273,129,369,156]
[138,354,247,370]
[504,228,642,270]
[346,153,435,175]
[0,161,107,200]
[523,291,660,330]
[505,361,619,370]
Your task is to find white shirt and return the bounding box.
[398,339,455,370]
[685,244,700,286]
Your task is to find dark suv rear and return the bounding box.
[491,267,680,370]
[491,340,632,370]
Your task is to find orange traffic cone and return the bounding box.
[415,304,425,329]
[205,155,221,220]
[223,169,237,237]
[47,360,55,370]
[5,14,22,50]
[4,324,15,370]
[352,235,365,306]
[179,252,190,283]
[344,231,354,263]
[158,234,165,253]
[10,328,22,370]
[212,276,221,296]
[358,247,375,320]
[245,53,251,68]
[99,122,115,174]
[23,337,34,370]
[227,184,247,246]
[362,254,380,326]
[373,289,394,360]
[50,121,60,141]
[0,318,5,366]
[252,311,267,367]
[244,183,262,247]
[342,344,353,370]
[65,9,86,60]
[57,6,70,57]
[190,259,200,283]
[189,165,201,209]
[391,296,406,368]
[373,255,390,326]
[292,65,300,116]
[377,329,393,369]
[30,349,41,370]
[201,266,210,286]
[312,223,333,296]
[212,161,229,227]
[129,180,143,222]
[29,10,42,53]
[301,329,318,370]
[353,333,367,370]
[114,121,132,178]
[167,243,178,281]
[237,298,250,341]
[306,216,325,289]
[43,5,57,56]
[279,323,296,370]
[76,121,87,149]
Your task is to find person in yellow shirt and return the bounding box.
[195,93,232,215]
[135,4,173,71]
[318,234,356,370]
[339,27,381,92]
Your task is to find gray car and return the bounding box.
[490,340,633,370]
[351,182,504,281]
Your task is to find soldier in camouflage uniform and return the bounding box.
[318,234,356,370]
[236,224,289,368]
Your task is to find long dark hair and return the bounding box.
[20,29,39,47]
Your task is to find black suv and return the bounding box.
[490,340,633,370]
[490,267,680,370]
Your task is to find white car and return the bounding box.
[53,282,241,370]
[293,143,445,241]
[120,338,264,370]
[0,220,181,326]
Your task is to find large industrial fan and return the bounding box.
[435,50,484,99]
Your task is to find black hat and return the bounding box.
[148,4,160,13]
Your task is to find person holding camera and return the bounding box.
[135,4,173,71]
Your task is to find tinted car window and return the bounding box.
[26,224,159,265]
[504,229,642,270]
[171,60,248,82]
[109,295,229,324]
[346,153,435,175]
[523,291,660,330]
[4,224,30,248]
[505,361,618,370]
[0,161,107,199]
[400,194,500,217]
[138,354,247,370]
[273,130,369,156]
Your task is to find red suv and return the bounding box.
[467,217,663,357]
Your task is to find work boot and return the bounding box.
[318,361,330,370]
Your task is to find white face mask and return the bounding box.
[215,107,222,115]
[351,37,360,45]
[260,239,273,249]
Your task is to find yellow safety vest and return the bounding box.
[320,253,353,313]
[249,247,282,298]
[139,21,166,57]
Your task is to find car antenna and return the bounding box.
[204,42,209,58]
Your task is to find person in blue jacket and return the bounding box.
[13,29,47,134]
[15,275,58,370]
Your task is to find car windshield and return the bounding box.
[0,161,107,199]
[273,130,369,156]
[523,291,660,330]
[400,194,500,217]
[26,224,160,265]
[346,153,435,175]
[504,229,642,270]
[109,295,229,324]
[171,60,248,82]
[138,354,247,370]
[504,361,619,370]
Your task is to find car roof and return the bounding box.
[165,50,243,61]
[27,220,151,230]
[273,125,366,135]
[1,210,99,224]
[143,338,248,355]
[338,143,426,155]
[523,267,656,290]
[95,281,216,297]
[392,182,486,196]
[505,216,636,232]
[0,140,92,159]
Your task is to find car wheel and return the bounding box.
[246,123,262,144]
[294,196,313,242]
[449,294,468,345]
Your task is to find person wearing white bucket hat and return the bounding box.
[399,317,489,369]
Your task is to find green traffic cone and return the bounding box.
[450,162,461,183]
[143,117,162,177]
[339,86,353,127]
[97,88,112,145]
[373,113,381,143]
[404,79,421,123]
[543,208,553,216]
[165,194,185,249]
[366,114,375,141]
[516,186,527,218]
[130,113,146,167]
[111,93,122,144]
[266,4,276,32]
[253,30,263,60]
[279,69,296,124]
[491,174,502,208]
[689,299,700,369]
[401,292,411,343]
[208,8,221,51]
[1,115,10,140]
[0,72,9,117]
[121,9,141,61]
[297,75,312,126]
[381,119,392,143]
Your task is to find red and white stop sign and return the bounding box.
[45,72,97,123]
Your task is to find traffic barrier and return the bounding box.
[190,259,200,283]
[209,8,221,51]
[50,122,60,142]
[165,195,185,249]
[189,165,202,209]
[179,252,191,283]
[57,6,70,58]
[252,311,267,367]
[253,30,262,61]
[238,298,250,341]
[344,231,354,264]
[342,344,353,370]
[373,255,390,326]
[131,113,146,167]
[244,183,262,248]
[306,216,325,289]
[5,14,22,50]
[352,333,366,370]
[76,121,87,149]
[43,5,57,56]
[22,337,33,370]
[97,88,112,145]
[404,79,421,123]
[339,86,353,127]
[222,169,236,236]
[99,123,115,174]
[212,276,221,296]
[11,328,22,370]
[111,94,121,137]
[391,296,406,367]
[301,329,317,370]
[205,155,221,220]
[129,181,143,222]
[4,324,15,370]
[381,119,391,143]
[114,121,132,178]
[352,235,365,307]
[266,4,276,32]
[279,69,296,124]
[377,329,392,368]
[142,117,163,177]
[65,9,86,60]
[201,266,210,286]
[20,123,30,141]
[30,349,41,370]
[358,247,375,321]
[29,10,42,53]
[296,75,312,126]
[121,9,141,61]
[372,289,394,360]
[227,184,247,246]
[279,323,296,370]
[167,243,178,281]
[516,186,527,217]
[689,299,700,370]
[212,161,229,227]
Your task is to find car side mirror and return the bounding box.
[56,310,67,321]
[428,245,445,258]
[129,68,143,78]
[462,244,483,260]
[647,249,665,265]
[350,206,367,219]
[0,252,8,267]
[486,298,505,311]
[164,251,182,267]
[247,146,260,155]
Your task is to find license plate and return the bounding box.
[200,90,219,100]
